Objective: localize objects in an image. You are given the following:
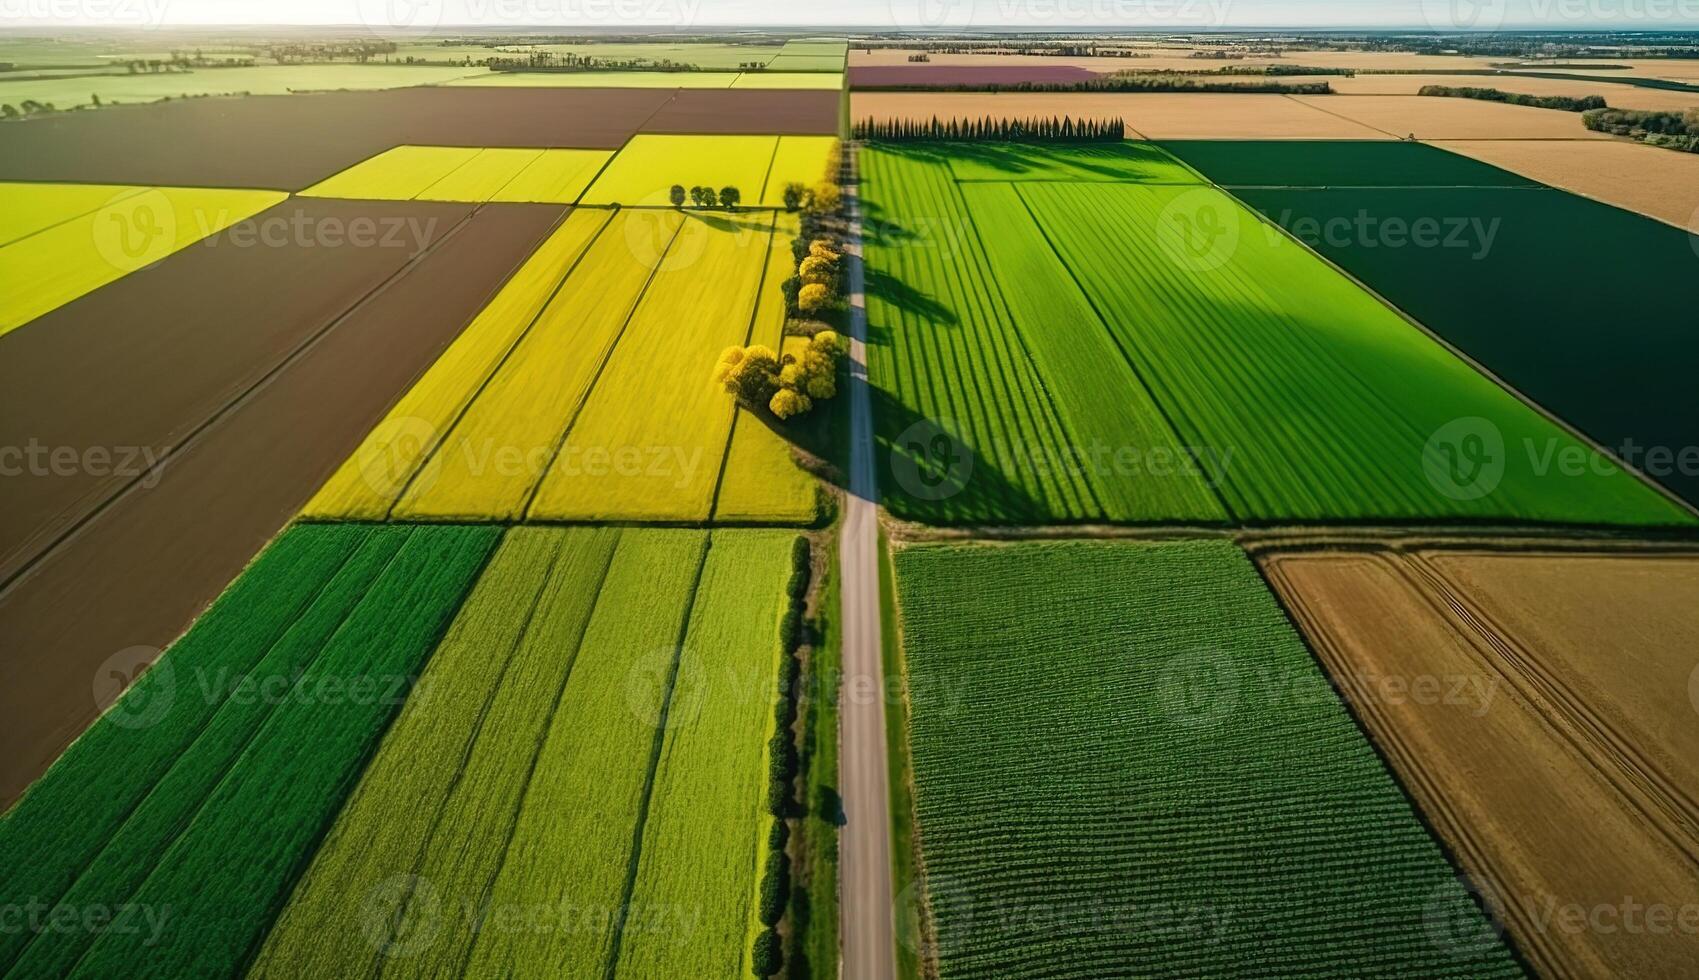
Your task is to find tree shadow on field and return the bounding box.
[864,268,957,328]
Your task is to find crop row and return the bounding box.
[890,538,1522,977]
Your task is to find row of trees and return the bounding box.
[859,77,1332,94]
[668,184,741,209]
[1583,107,1699,151]
[1419,85,1606,112]
[853,115,1127,142]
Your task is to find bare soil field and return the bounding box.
[1259,542,1699,979]
[1320,72,1699,112]
[851,91,1390,139]
[1292,94,1614,139]
[0,86,836,189]
[1436,138,1699,231]
[848,65,1098,87]
[0,198,470,584]
[0,202,565,807]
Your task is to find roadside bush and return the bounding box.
[782,181,808,211]
[758,851,790,926]
[714,345,780,409]
[797,282,831,314]
[751,928,783,977]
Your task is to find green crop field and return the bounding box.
[0,523,498,978]
[253,527,799,977]
[890,538,1523,978]
[1159,139,1541,187]
[861,142,1689,527]
[1232,180,1699,511]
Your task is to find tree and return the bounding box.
[781,181,808,211]
[719,186,740,210]
[0,104,16,119]
[699,186,718,208]
[750,928,783,976]
[669,184,686,208]
[770,387,812,419]
[798,255,833,285]
[797,282,830,314]
[808,181,840,214]
[718,345,780,408]
[689,185,706,207]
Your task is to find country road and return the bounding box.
[838,148,899,980]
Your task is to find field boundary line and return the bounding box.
[754,135,784,212]
[600,531,714,980]
[0,203,489,598]
[444,527,623,980]
[1220,185,1699,523]
[368,530,568,968]
[0,185,148,249]
[384,206,616,517]
[1008,182,1239,523]
[515,214,688,520]
[1280,93,1401,138]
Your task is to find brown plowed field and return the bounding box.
[1292,94,1614,139]
[0,198,473,584]
[0,202,564,807]
[1259,542,1699,978]
[640,88,841,134]
[1320,73,1699,112]
[0,86,836,190]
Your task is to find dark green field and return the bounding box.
[1160,139,1540,187]
[1234,182,1699,509]
[891,538,1521,978]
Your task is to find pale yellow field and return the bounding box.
[1292,94,1618,139]
[300,146,613,204]
[489,149,615,203]
[1322,73,1699,112]
[395,209,683,520]
[581,134,778,206]
[714,212,821,524]
[0,185,286,336]
[301,208,613,519]
[415,148,543,201]
[1437,139,1699,232]
[0,182,146,247]
[851,92,1391,139]
[299,146,478,200]
[760,136,839,206]
[730,71,843,89]
[848,47,1501,73]
[528,212,775,521]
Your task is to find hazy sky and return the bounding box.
[6,0,1698,29]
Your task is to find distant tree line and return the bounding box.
[858,77,1331,94]
[1418,85,1607,111]
[853,115,1126,142]
[1583,107,1699,152]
